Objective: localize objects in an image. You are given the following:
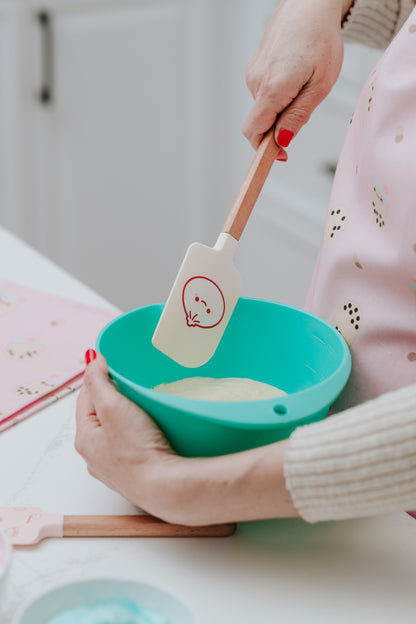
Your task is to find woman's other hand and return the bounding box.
[75,352,178,516]
[243,0,353,156]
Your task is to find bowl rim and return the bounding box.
[97,298,351,427]
[0,527,12,583]
[13,576,196,624]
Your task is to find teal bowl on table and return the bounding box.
[96,298,351,457]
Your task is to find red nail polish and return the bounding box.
[85,349,97,365]
[277,155,288,162]
[277,128,294,148]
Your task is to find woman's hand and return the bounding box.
[75,352,179,517]
[243,0,353,155]
[75,352,298,525]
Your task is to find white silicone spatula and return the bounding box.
[152,128,280,367]
[0,507,236,545]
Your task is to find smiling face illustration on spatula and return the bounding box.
[182,277,225,328]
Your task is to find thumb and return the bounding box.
[274,78,330,148]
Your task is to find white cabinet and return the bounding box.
[21,0,217,310]
[0,0,237,311]
[0,2,24,236]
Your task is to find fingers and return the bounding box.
[75,384,102,458]
[75,351,111,457]
[243,68,331,154]
[242,73,298,150]
[80,351,148,435]
[272,75,332,148]
[82,351,120,416]
[76,383,101,429]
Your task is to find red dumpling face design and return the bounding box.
[182,276,225,328]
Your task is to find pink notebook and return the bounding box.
[0,279,117,432]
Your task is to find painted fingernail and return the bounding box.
[85,349,97,365]
[277,128,294,148]
[277,154,288,162]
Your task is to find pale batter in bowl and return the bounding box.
[153,377,286,402]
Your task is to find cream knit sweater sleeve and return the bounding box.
[342,0,416,48]
[282,1,416,522]
[283,1,416,524]
[284,384,416,522]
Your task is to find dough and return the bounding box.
[46,598,169,624]
[153,377,286,402]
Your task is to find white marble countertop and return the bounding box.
[1,225,416,623]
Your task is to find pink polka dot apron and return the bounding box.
[305,8,416,414]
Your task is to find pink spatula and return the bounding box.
[152,128,279,367]
[0,507,236,545]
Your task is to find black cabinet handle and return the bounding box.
[36,10,54,104]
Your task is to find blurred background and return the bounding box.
[0,0,381,311]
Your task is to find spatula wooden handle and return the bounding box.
[63,515,236,537]
[222,127,280,241]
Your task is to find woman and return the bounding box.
[75,0,416,524]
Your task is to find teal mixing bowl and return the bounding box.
[97,298,351,457]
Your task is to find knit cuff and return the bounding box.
[342,0,414,49]
[284,384,416,523]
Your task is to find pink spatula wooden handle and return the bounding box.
[222,128,280,241]
[63,515,236,537]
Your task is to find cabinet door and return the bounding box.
[0,2,24,236]
[26,0,209,310]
